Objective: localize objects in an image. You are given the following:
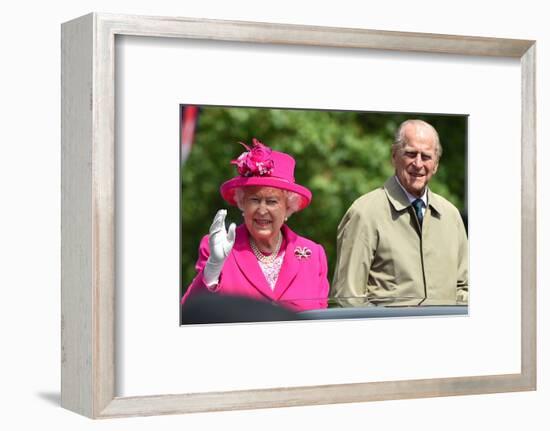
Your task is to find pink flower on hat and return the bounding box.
[231,138,275,177]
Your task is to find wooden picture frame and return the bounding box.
[61,12,536,419]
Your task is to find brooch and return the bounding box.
[294,246,312,260]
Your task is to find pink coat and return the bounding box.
[181,224,329,312]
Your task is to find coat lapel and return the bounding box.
[426,188,442,216]
[384,176,410,212]
[273,225,300,300]
[232,224,274,299]
[384,175,423,235]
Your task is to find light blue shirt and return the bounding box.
[394,175,428,216]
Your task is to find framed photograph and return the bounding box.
[61,13,536,418]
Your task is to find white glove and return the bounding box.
[203,209,236,287]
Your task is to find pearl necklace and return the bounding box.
[249,233,283,264]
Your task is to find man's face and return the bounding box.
[392,123,439,198]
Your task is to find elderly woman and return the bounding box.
[181,138,329,312]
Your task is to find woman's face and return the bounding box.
[242,187,287,244]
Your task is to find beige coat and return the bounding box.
[331,176,468,306]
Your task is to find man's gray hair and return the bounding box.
[392,119,443,160]
[234,187,302,218]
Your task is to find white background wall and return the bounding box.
[1,1,547,429]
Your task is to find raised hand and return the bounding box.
[203,210,236,287]
[208,209,236,263]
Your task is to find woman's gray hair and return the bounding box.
[392,119,443,161]
[234,187,302,218]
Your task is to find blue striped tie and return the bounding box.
[412,198,424,227]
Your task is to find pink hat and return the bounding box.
[220,138,312,211]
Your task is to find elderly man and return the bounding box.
[331,119,468,306]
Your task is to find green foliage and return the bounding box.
[181,107,466,289]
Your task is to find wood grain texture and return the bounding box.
[92,14,117,417]
[61,13,117,418]
[61,13,94,418]
[520,45,537,390]
[99,374,531,418]
[61,12,537,419]
[99,13,533,57]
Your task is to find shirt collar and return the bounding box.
[394,175,428,207]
